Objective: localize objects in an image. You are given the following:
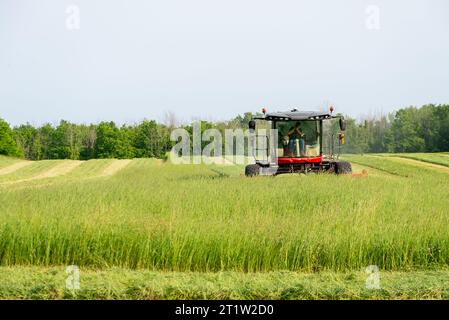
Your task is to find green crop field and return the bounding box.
[0,154,449,299]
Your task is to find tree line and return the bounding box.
[337,104,449,154]
[0,104,448,160]
[0,120,172,160]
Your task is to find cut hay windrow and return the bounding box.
[0,161,33,176]
[388,157,449,173]
[101,160,132,176]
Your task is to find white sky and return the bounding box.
[1,0,448,125]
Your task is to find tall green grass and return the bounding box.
[0,156,448,272]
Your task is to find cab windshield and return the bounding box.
[275,120,320,157]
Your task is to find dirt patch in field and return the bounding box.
[0,162,32,176]
[350,163,398,178]
[101,160,132,176]
[389,157,449,173]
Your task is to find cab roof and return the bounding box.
[255,109,333,121]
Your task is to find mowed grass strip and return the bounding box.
[65,159,115,178]
[101,159,133,177]
[387,157,449,174]
[1,266,449,300]
[0,160,65,183]
[393,153,449,168]
[0,156,26,170]
[0,159,135,190]
[0,161,33,175]
[0,156,448,272]
[343,154,447,177]
[31,160,83,179]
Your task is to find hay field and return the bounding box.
[0,154,448,299]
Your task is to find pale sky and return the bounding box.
[1,0,448,126]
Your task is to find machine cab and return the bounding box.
[247,108,349,176]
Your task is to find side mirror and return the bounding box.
[339,117,346,131]
[249,120,256,131]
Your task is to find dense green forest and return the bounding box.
[0,104,448,160]
[0,120,172,160]
[337,104,449,153]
